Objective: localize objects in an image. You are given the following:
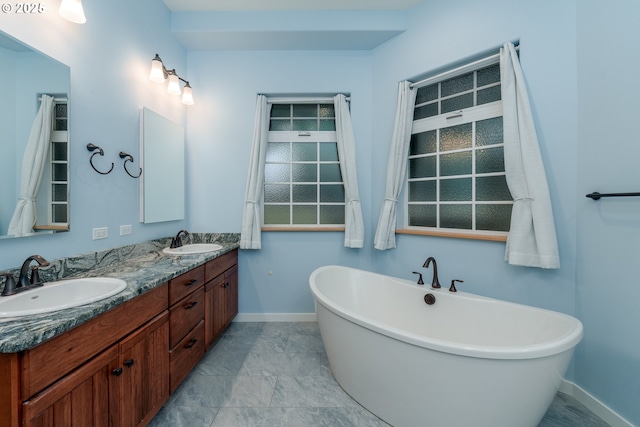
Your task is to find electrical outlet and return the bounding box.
[120,225,132,236]
[92,227,109,240]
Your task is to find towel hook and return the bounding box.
[119,151,142,179]
[87,143,114,175]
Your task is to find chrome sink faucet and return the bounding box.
[170,230,190,248]
[422,257,441,289]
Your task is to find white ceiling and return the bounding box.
[163,0,425,12]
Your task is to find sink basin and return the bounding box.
[162,243,223,255]
[0,277,127,318]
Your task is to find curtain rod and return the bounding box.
[266,96,350,104]
[38,95,67,102]
[409,44,519,90]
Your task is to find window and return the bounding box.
[50,101,69,226]
[263,103,345,228]
[406,62,512,237]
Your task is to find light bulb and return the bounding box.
[167,72,181,95]
[59,0,86,24]
[149,55,165,83]
[182,83,194,105]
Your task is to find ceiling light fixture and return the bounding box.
[148,54,194,105]
[59,0,86,24]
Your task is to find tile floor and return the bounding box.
[149,322,609,427]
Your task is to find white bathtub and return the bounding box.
[309,265,583,427]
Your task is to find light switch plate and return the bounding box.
[92,227,108,240]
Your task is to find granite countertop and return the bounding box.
[0,233,239,353]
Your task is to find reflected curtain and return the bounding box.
[374,81,416,250]
[240,95,271,249]
[7,95,54,237]
[334,94,364,248]
[501,42,560,268]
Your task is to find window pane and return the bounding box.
[319,104,334,117]
[52,142,67,161]
[409,204,436,227]
[266,142,290,162]
[416,84,438,104]
[265,164,290,182]
[52,184,67,202]
[52,204,67,223]
[319,119,336,131]
[55,103,67,118]
[320,205,344,224]
[414,103,438,120]
[52,164,67,182]
[440,151,472,176]
[292,119,318,131]
[441,93,474,114]
[293,205,317,224]
[410,130,437,155]
[440,178,472,201]
[477,64,500,87]
[293,143,317,161]
[320,164,342,182]
[476,147,505,174]
[409,180,436,202]
[55,119,67,131]
[477,204,512,232]
[293,104,317,117]
[270,119,291,131]
[271,104,291,117]
[476,117,503,146]
[409,156,436,179]
[440,123,472,151]
[477,86,501,105]
[476,175,512,201]
[319,142,339,161]
[264,205,290,224]
[441,72,474,97]
[440,204,472,229]
[293,184,317,202]
[320,184,344,202]
[265,184,290,203]
[292,164,317,182]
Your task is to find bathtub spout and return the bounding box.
[422,257,441,289]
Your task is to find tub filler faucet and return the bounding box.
[422,257,441,289]
[170,229,190,248]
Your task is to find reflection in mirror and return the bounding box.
[139,107,185,223]
[0,30,71,239]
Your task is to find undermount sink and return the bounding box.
[0,277,127,318]
[162,243,223,255]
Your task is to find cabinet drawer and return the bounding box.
[205,249,238,283]
[169,287,204,349]
[169,265,205,306]
[170,320,204,393]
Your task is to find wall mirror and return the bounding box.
[139,107,185,223]
[0,30,71,240]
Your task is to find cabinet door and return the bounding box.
[224,265,239,327]
[118,311,170,427]
[205,274,227,349]
[22,345,120,427]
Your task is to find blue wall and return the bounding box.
[0,0,187,270]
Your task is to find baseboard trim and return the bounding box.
[561,380,634,427]
[234,313,317,322]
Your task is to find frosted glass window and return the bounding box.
[408,57,511,235]
[264,101,345,227]
[52,184,67,202]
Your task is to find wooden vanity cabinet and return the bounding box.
[204,250,239,349]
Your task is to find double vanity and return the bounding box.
[0,234,239,427]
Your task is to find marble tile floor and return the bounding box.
[149,322,609,427]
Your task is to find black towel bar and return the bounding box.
[586,192,640,200]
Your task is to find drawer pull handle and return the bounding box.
[185,279,198,287]
[184,338,198,349]
[124,358,135,368]
[112,367,123,377]
[184,301,198,310]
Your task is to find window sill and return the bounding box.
[396,228,507,242]
[262,227,345,232]
[33,225,69,231]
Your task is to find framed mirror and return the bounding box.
[0,30,71,239]
[139,107,185,223]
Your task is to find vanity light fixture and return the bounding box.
[148,54,194,105]
[58,0,86,24]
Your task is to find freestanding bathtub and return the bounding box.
[309,265,583,427]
